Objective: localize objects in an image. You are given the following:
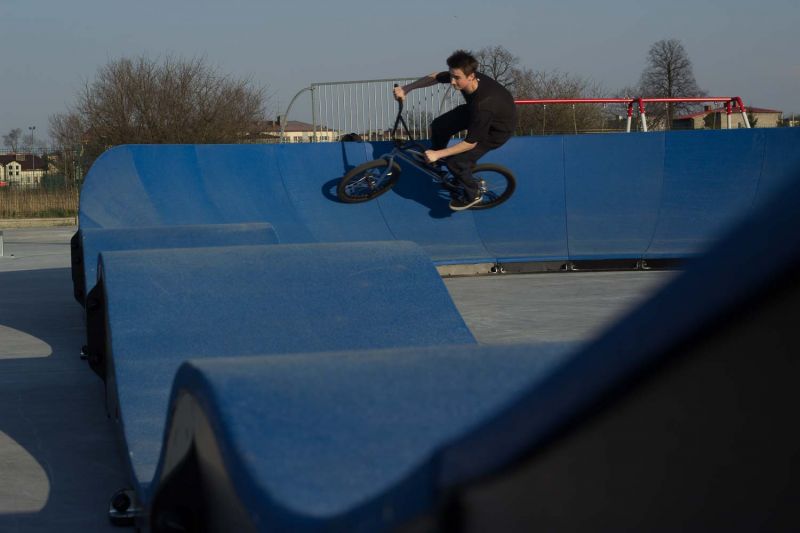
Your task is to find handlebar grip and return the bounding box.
[393,84,404,111]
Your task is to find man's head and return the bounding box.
[446,50,480,93]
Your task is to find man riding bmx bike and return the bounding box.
[393,49,518,210]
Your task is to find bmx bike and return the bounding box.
[336,92,516,210]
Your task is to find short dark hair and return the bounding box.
[446,50,479,77]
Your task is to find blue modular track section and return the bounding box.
[149,158,800,531]
[77,129,800,269]
[72,129,800,528]
[755,128,800,205]
[153,344,576,531]
[436,149,800,488]
[563,133,664,260]
[644,129,766,258]
[467,136,569,262]
[97,241,475,497]
[78,222,278,298]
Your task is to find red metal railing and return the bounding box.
[514,97,749,132]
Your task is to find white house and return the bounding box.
[0,153,47,187]
[245,120,341,143]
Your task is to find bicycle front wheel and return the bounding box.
[337,159,401,203]
[471,164,516,210]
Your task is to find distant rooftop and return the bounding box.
[0,153,47,171]
[674,106,782,121]
[259,120,335,133]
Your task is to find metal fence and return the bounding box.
[282,79,766,141]
[0,148,83,218]
[283,78,466,142]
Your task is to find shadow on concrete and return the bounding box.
[0,268,126,532]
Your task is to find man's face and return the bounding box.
[449,68,475,91]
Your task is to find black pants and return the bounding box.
[431,105,496,199]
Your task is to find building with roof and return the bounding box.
[672,106,782,130]
[0,153,46,187]
[245,119,340,143]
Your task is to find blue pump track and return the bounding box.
[73,128,800,530]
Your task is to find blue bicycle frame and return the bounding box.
[375,93,459,189]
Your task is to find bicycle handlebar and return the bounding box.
[391,84,413,143]
[394,84,404,112]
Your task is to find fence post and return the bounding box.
[311,85,318,142]
[0,230,4,257]
[281,86,312,143]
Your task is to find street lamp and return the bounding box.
[28,126,36,178]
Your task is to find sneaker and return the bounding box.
[449,193,483,211]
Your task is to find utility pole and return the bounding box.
[28,126,36,174]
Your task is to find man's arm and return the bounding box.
[394,73,441,100]
[425,140,476,163]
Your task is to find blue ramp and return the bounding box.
[148,163,800,531]
[72,129,800,529]
[92,241,475,497]
[76,129,800,273]
[473,136,569,262]
[151,343,575,531]
[563,133,663,259]
[644,129,766,258]
[74,222,278,304]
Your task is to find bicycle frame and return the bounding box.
[373,95,453,186]
[378,146,449,183]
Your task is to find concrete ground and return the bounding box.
[0,227,128,532]
[445,269,675,345]
[0,226,675,531]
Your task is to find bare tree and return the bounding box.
[475,45,520,89]
[49,112,86,151]
[513,68,607,135]
[3,128,23,151]
[50,55,268,165]
[639,39,705,130]
[48,113,89,182]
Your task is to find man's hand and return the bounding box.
[424,150,441,164]
[393,85,406,101]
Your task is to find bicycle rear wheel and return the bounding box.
[337,159,401,203]
[470,163,516,210]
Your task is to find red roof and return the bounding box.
[674,106,782,120]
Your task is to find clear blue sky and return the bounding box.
[2,0,798,142]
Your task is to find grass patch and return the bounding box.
[0,186,80,219]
